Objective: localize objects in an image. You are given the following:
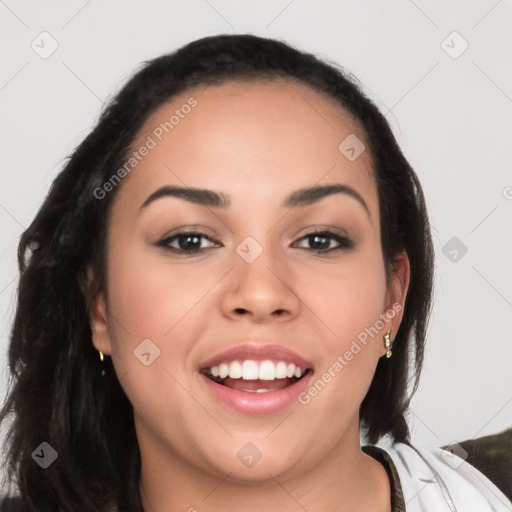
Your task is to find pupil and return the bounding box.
[180,235,200,250]
[310,234,328,249]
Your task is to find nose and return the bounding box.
[220,246,302,324]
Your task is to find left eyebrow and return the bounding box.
[139,183,370,220]
[283,184,370,219]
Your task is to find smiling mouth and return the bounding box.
[200,360,314,393]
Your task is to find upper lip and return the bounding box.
[199,343,314,370]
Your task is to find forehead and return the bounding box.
[116,78,378,217]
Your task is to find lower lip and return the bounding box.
[199,371,314,415]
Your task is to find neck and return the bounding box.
[137,418,392,512]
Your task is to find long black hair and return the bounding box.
[0,33,434,511]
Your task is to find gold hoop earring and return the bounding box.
[384,329,392,359]
[99,351,104,362]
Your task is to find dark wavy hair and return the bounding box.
[0,33,434,511]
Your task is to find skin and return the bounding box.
[89,78,410,512]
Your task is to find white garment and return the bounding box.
[376,437,512,512]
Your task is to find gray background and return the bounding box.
[1,0,511,456]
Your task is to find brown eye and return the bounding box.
[293,231,354,253]
[157,231,221,254]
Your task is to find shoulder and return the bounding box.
[443,427,512,503]
[374,428,512,512]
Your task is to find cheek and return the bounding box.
[107,241,211,338]
[304,250,387,346]
[299,248,387,404]
[104,244,216,432]
[296,249,387,418]
[104,238,224,383]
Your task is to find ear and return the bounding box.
[85,267,112,356]
[381,250,410,352]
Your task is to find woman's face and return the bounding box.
[90,79,409,481]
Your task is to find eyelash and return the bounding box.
[157,230,354,255]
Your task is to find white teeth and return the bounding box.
[259,360,275,380]
[206,359,308,381]
[241,360,259,380]
[219,363,229,379]
[228,361,242,379]
[275,361,288,379]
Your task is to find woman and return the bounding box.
[0,34,510,512]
